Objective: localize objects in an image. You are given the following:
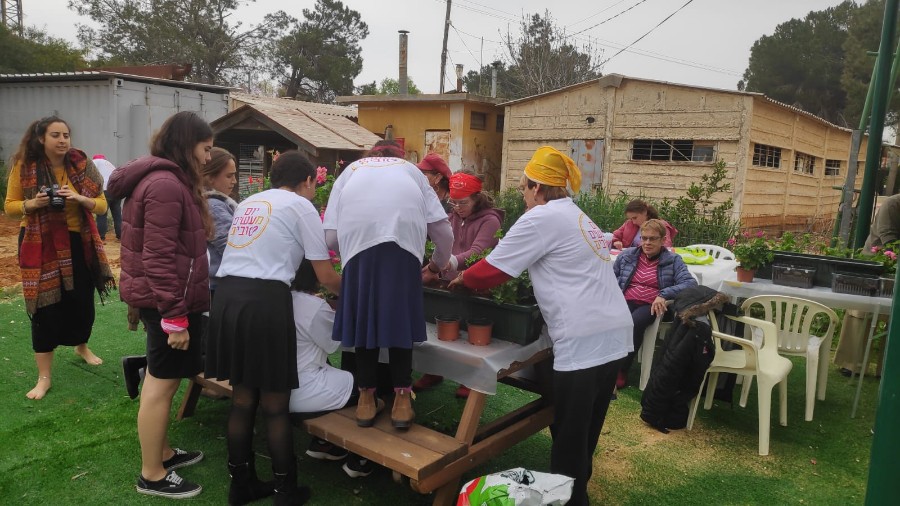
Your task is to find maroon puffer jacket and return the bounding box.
[107,156,210,318]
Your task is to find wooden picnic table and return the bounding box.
[178,326,555,506]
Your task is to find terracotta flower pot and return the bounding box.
[466,318,493,346]
[736,266,756,283]
[435,315,461,341]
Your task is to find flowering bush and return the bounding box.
[314,159,344,210]
[240,175,270,201]
[727,231,774,271]
[860,241,899,277]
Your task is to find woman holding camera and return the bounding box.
[4,116,115,400]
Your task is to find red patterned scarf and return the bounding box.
[18,149,116,314]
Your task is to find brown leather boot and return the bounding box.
[356,388,378,427]
[391,387,415,430]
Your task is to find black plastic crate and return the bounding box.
[771,264,815,289]
[757,251,884,287]
[423,287,544,345]
[880,277,895,298]
[832,272,880,297]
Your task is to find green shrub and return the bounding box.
[491,160,740,247]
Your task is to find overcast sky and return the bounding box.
[28,0,849,93]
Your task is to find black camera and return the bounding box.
[43,184,66,211]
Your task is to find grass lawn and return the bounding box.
[0,290,878,505]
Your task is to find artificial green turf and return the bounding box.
[0,291,877,504]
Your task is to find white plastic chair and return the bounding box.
[740,296,838,422]
[687,315,792,456]
[686,244,735,261]
[638,314,664,391]
[637,301,673,391]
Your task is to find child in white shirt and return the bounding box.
[289,260,372,478]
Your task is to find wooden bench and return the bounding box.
[176,373,232,420]
[177,349,554,506]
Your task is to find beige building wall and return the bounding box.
[743,98,865,230]
[352,99,504,189]
[500,75,866,232]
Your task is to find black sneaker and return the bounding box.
[136,470,202,498]
[122,355,147,399]
[342,453,373,478]
[163,448,204,471]
[306,439,348,461]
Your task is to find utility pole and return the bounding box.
[1,0,24,36]
[866,1,900,504]
[854,0,899,248]
[439,0,452,94]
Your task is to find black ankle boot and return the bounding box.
[121,355,147,399]
[272,471,311,506]
[227,456,275,506]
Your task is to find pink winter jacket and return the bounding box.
[612,219,678,248]
[450,207,504,269]
[108,156,210,318]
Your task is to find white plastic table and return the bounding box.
[714,277,892,417]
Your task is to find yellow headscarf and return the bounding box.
[523,146,582,194]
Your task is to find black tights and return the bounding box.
[354,347,412,389]
[228,384,294,474]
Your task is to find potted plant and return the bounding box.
[728,231,773,282]
[859,240,899,297]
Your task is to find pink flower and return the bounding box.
[727,237,736,246]
[316,166,328,185]
[756,230,764,237]
[872,246,881,253]
[248,176,254,184]
[320,210,326,222]
[886,251,897,260]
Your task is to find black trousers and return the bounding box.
[619,300,657,376]
[550,359,621,506]
[354,347,412,390]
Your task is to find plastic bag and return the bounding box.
[457,468,573,506]
[673,247,715,265]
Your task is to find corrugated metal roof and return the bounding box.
[212,102,380,152]
[230,92,358,119]
[0,70,232,93]
[500,73,854,133]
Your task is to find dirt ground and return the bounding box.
[0,213,121,291]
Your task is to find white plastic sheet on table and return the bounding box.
[411,323,553,395]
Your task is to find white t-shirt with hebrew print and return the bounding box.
[485,197,633,372]
[322,157,448,265]
[217,189,330,286]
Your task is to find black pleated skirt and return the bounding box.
[205,276,297,391]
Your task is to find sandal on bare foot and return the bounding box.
[26,376,51,400]
[75,345,103,365]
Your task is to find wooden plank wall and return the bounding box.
[502,80,744,208]
[742,100,865,232]
[501,78,866,235]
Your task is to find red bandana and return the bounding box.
[449,173,482,199]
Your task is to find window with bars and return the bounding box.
[825,159,841,176]
[752,143,781,168]
[794,152,815,175]
[631,139,716,162]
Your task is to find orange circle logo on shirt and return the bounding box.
[578,213,611,261]
[227,200,271,248]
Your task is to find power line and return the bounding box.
[570,0,650,37]
[564,0,629,29]
[599,0,696,67]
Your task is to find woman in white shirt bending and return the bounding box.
[450,146,633,506]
